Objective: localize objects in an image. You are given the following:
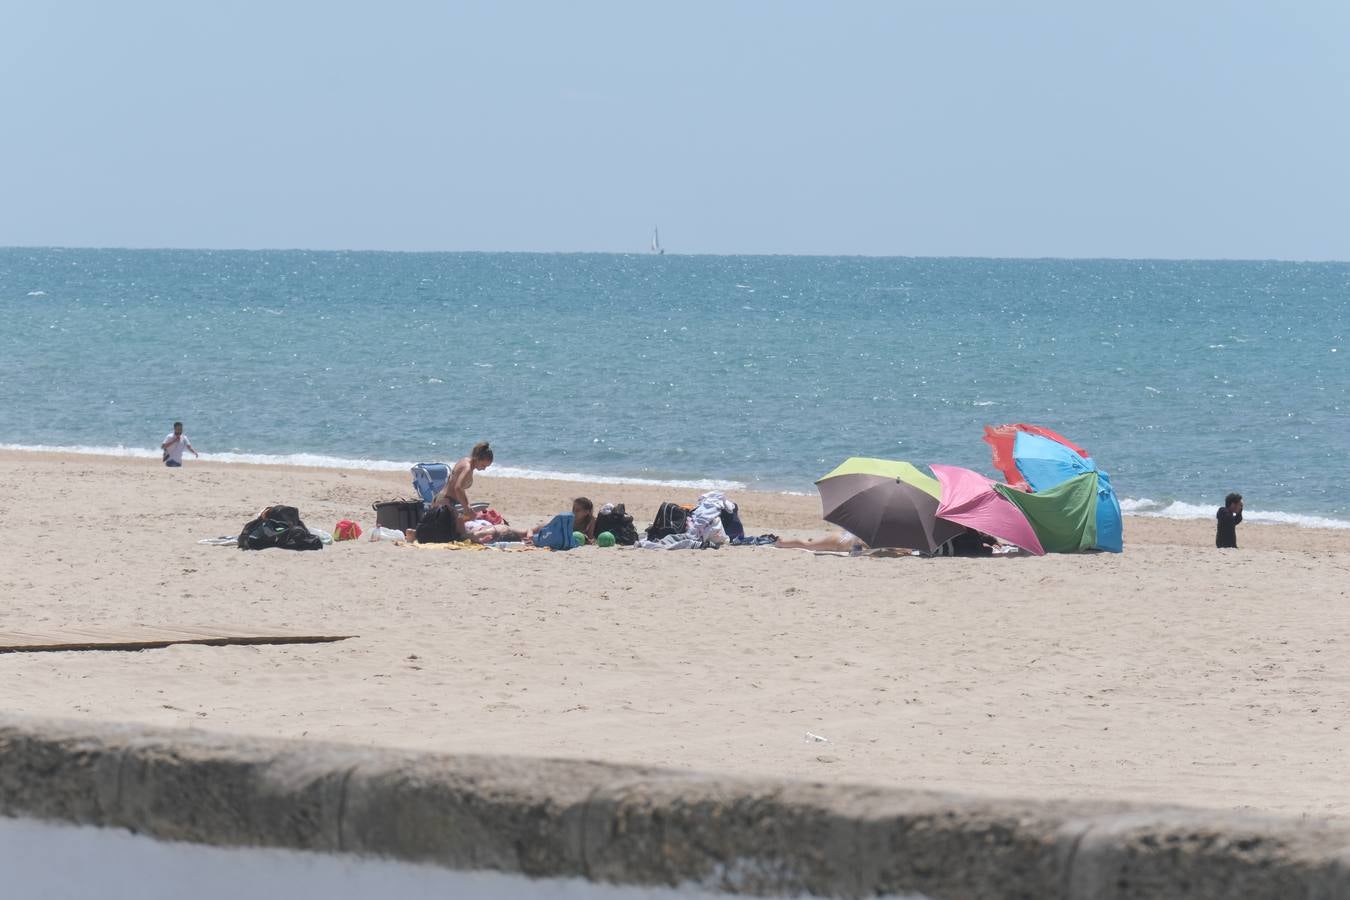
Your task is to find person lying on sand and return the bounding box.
[404,499,604,547]
[572,497,597,541]
[933,528,999,557]
[464,519,530,544]
[772,531,868,554]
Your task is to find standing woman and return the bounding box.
[434,441,494,517]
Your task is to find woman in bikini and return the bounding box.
[434,441,494,515]
[405,441,495,543]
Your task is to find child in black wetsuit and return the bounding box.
[1216,492,1243,548]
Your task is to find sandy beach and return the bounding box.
[2,449,1349,823]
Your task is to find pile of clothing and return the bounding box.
[636,491,745,550]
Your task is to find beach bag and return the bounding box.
[645,502,688,541]
[374,499,423,531]
[334,519,363,541]
[238,505,323,551]
[719,503,745,541]
[414,505,462,544]
[594,504,640,546]
[533,513,577,550]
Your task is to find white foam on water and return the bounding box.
[1120,497,1350,530]
[487,465,745,491]
[0,443,412,472]
[0,444,747,491]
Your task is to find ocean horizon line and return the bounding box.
[5,442,1347,532]
[3,244,1348,265]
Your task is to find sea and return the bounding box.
[1,248,1346,528]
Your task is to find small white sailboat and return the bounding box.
[650,227,665,255]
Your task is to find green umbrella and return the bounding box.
[993,473,1100,553]
[816,457,962,552]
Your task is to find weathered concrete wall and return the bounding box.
[1,714,1348,899]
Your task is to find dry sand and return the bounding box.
[2,449,1349,821]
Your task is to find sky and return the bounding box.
[2,1,1348,259]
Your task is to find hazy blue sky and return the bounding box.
[3,2,1348,258]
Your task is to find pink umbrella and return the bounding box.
[931,463,1046,556]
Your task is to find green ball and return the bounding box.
[596,531,616,547]
[572,530,587,546]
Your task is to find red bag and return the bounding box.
[334,519,363,541]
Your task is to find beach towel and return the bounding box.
[729,534,778,546]
[408,540,488,551]
[635,535,718,550]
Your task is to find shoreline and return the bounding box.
[2,445,1346,532]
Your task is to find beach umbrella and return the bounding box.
[1007,431,1122,552]
[815,458,963,552]
[983,424,1090,491]
[981,424,1123,552]
[993,471,1122,553]
[1009,431,1097,492]
[930,463,1046,556]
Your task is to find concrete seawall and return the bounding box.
[1,715,1348,899]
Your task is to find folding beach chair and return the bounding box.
[411,463,490,516]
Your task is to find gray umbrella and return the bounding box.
[816,472,963,552]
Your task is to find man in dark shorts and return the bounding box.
[1216,492,1243,548]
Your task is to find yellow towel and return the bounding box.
[406,540,489,552]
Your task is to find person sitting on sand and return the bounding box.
[771,531,868,554]
[434,441,494,520]
[1216,492,1243,549]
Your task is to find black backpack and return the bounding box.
[645,502,689,541]
[238,505,324,551]
[594,504,640,546]
[414,504,463,544]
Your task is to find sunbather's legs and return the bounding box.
[772,532,863,552]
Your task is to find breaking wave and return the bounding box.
[1120,497,1349,530]
[0,443,745,491]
